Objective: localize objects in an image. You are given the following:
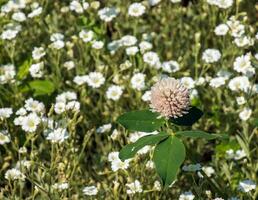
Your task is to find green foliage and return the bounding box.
[28,80,55,96]
[17,58,32,80]
[117,110,165,132]
[153,136,185,187]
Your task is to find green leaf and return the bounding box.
[17,59,32,80]
[119,132,169,161]
[176,131,228,140]
[28,80,55,96]
[153,136,185,187]
[170,106,203,126]
[117,110,165,132]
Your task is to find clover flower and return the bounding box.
[150,78,190,118]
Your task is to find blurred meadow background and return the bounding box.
[0,0,257,199]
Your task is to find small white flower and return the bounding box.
[153,180,161,191]
[128,3,146,17]
[56,91,77,103]
[24,98,45,113]
[70,0,83,13]
[12,12,26,22]
[28,7,42,18]
[234,36,254,47]
[209,77,226,88]
[126,46,139,55]
[0,108,13,119]
[196,77,206,85]
[137,145,151,155]
[108,151,119,162]
[179,191,195,200]
[1,29,19,40]
[46,128,69,143]
[236,96,246,105]
[21,113,41,133]
[98,7,119,22]
[214,24,229,36]
[234,149,247,160]
[216,0,233,9]
[146,160,155,169]
[66,101,80,112]
[96,124,112,133]
[182,163,202,172]
[238,180,256,193]
[63,61,75,70]
[49,40,65,50]
[121,35,137,46]
[217,69,232,79]
[202,49,221,63]
[82,1,89,10]
[79,30,94,43]
[228,76,250,92]
[32,47,45,60]
[29,62,44,78]
[0,130,10,145]
[92,40,104,49]
[5,168,25,181]
[106,85,123,101]
[110,129,120,140]
[85,72,105,88]
[73,75,88,85]
[162,60,180,73]
[0,64,16,84]
[239,107,252,121]
[82,186,98,196]
[111,159,130,172]
[180,77,195,89]
[108,151,131,171]
[233,54,254,75]
[142,90,151,102]
[18,147,27,154]
[50,33,64,42]
[53,182,69,191]
[208,0,233,9]
[15,160,32,170]
[226,149,235,159]
[198,166,215,178]
[131,73,146,90]
[227,17,245,38]
[126,180,143,194]
[139,41,153,53]
[54,102,66,114]
[143,51,161,68]
[129,131,158,143]
[171,0,181,3]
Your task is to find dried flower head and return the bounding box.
[150,78,190,118]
